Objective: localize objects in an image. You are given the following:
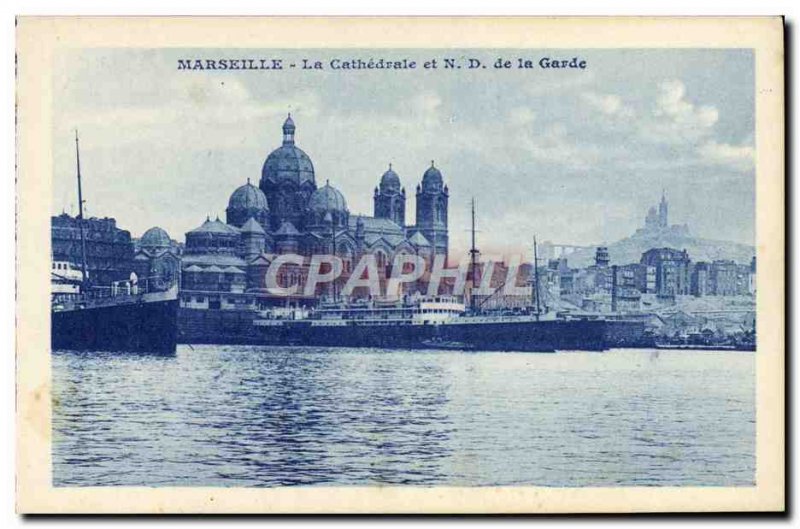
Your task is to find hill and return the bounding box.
[563,230,755,268]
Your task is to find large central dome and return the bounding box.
[260,114,316,187]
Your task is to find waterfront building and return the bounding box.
[553,258,575,297]
[690,261,710,297]
[540,261,561,310]
[51,213,135,287]
[640,247,691,298]
[709,259,738,296]
[579,247,612,296]
[736,263,753,296]
[703,259,752,297]
[611,264,643,312]
[635,263,657,294]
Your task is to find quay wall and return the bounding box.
[178,308,258,344]
[603,320,649,347]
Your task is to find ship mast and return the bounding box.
[331,220,337,303]
[533,236,541,320]
[75,131,89,289]
[469,198,479,313]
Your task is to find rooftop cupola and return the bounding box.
[282,113,296,145]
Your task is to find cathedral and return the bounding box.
[636,191,689,238]
[136,115,450,307]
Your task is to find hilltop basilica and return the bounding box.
[634,191,689,238]
[134,115,450,306]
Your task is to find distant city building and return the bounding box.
[531,194,753,309]
[587,247,612,294]
[690,261,710,297]
[640,247,691,298]
[709,259,738,296]
[638,264,657,294]
[611,264,642,312]
[736,263,753,296]
[594,246,610,267]
[51,213,134,286]
[554,258,575,297]
[704,259,751,297]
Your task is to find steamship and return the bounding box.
[50,133,179,355]
[249,296,614,352]
[242,204,642,353]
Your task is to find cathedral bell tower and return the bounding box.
[658,189,669,228]
[373,164,406,227]
[415,161,449,257]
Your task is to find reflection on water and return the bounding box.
[52,346,755,487]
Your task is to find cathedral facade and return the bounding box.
[140,115,450,307]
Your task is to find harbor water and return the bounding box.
[52,346,755,487]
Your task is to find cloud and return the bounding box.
[641,80,719,144]
[698,140,755,171]
[517,123,602,170]
[581,92,634,119]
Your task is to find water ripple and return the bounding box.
[52,347,755,487]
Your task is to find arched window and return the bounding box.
[339,243,354,274]
[436,197,446,223]
[375,250,387,270]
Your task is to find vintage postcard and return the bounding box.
[16,17,784,513]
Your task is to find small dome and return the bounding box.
[308,181,348,214]
[422,161,444,191]
[380,164,401,193]
[140,227,171,248]
[228,181,269,211]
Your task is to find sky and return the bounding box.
[52,48,755,256]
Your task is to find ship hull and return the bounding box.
[271,320,606,352]
[178,308,608,352]
[52,299,179,354]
